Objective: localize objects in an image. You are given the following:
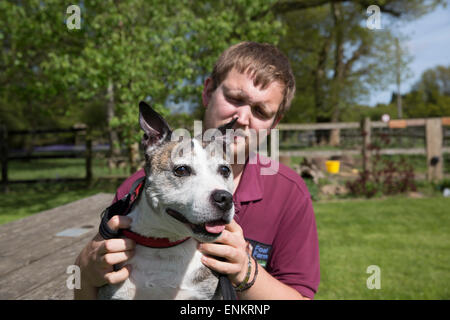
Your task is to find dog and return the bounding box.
[97,101,235,299]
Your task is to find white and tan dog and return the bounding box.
[98,102,235,299]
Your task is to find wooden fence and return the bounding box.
[0,125,92,192]
[278,117,450,182]
[1,117,449,192]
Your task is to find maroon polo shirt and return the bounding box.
[112,154,320,299]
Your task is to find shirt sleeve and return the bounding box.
[267,187,320,299]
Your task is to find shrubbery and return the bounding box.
[346,134,417,198]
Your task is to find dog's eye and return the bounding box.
[173,165,191,177]
[218,165,231,178]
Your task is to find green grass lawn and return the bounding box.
[314,196,450,299]
[7,157,130,180]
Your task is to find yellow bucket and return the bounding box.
[325,160,340,174]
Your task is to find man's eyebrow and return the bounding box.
[223,85,249,100]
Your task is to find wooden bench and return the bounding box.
[0,193,114,299]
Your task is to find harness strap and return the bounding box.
[99,194,130,239]
[219,274,238,300]
[99,177,146,240]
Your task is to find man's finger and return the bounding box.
[104,265,132,284]
[216,228,244,247]
[102,251,135,267]
[107,215,133,231]
[102,238,136,254]
[225,219,242,233]
[201,254,240,275]
[198,242,239,262]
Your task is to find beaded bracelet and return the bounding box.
[233,250,252,291]
[235,256,258,292]
[234,253,259,292]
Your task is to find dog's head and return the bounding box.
[138,101,235,243]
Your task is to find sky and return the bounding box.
[367,2,450,106]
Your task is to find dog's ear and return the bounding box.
[139,101,172,149]
[217,117,238,136]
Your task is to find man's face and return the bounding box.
[202,68,284,163]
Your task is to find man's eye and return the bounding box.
[253,107,267,118]
[173,165,192,177]
[227,96,243,105]
[218,165,231,178]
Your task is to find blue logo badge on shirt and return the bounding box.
[247,239,272,268]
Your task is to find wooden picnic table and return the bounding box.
[0,193,114,299]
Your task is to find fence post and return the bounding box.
[73,123,87,146]
[425,118,443,182]
[361,117,371,172]
[85,128,93,185]
[0,125,8,193]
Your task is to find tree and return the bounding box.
[0,0,83,131]
[51,0,284,170]
[403,65,450,118]
[2,0,284,170]
[276,0,444,145]
[0,0,91,156]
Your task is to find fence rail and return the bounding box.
[1,116,449,192]
[277,118,448,131]
[0,125,92,192]
[278,117,450,182]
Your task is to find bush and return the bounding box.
[346,134,417,198]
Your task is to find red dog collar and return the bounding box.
[122,229,190,248]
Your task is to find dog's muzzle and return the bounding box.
[166,195,233,237]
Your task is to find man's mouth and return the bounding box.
[166,208,227,236]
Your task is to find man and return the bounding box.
[75,41,320,300]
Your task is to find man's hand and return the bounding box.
[74,216,136,299]
[197,219,250,286]
[197,219,306,300]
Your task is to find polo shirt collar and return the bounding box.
[234,153,264,203]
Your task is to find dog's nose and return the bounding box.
[211,190,233,211]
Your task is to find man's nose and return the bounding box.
[234,105,251,128]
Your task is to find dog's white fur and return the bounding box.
[98,124,234,299]
[98,238,217,299]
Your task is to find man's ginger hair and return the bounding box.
[210,41,296,119]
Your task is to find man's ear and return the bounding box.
[202,77,214,108]
[139,101,172,149]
